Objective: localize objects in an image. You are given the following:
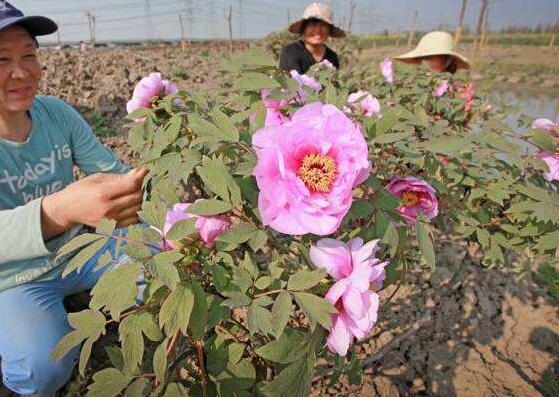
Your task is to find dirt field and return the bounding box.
[0,42,558,396]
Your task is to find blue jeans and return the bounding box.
[0,234,140,395]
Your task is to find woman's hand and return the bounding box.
[41,168,148,240]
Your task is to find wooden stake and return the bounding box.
[549,33,556,47]
[472,0,488,64]
[348,0,356,33]
[407,10,418,48]
[454,0,468,47]
[227,5,233,52]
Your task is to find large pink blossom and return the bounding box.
[538,151,559,182]
[434,79,449,97]
[345,90,381,118]
[533,117,559,138]
[252,102,371,236]
[126,72,179,114]
[161,203,231,249]
[380,58,393,84]
[386,177,439,223]
[310,238,387,356]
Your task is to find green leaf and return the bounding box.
[259,352,316,397]
[90,263,142,321]
[287,269,326,291]
[248,302,274,336]
[187,199,232,216]
[124,378,150,397]
[62,237,109,277]
[248,230,268,252]
[382,222,399,258]
[255,276,272,290]
[347,352,363,385]
[271,290,292,338]
[210,107,240,142]
[330,354,344,386]
[86,368,132,397]
[293,292,336,329]
[376,107,399,135]
[535,232,559,251]
[51,309,106,376]
[196,156,241,204]
[425,137,469,154]
[476,228,491,248]
[166,218,197,241]
[96,218,117,235]
[255,328,307,363]
[415,222,436,268]
[119,311,163,373]
[373,132,409,144]
[139,201,167,230]
[217,222,259,245]
[152,251,183,290]
[234,72,281,91]
[189,112,237,143]
[56,233,105,259]
[159,284,195,335]
[239,252,259,280]
[530,129,557,151]
[162,383,189,397]
[105,346,125,371]
[153,340,168,382]
[189,281,208,340]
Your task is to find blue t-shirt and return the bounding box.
[0,96,128,292]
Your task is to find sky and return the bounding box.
[11,0,559,43]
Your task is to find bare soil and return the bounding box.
[1,43,558,397]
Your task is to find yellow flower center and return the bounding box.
[402,191,420,206]
[298,153,337,193]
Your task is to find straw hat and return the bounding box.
[395,31,470,70]
[288,2,345,38]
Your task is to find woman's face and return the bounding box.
[427,55,449,73]
[303,20,331,46]
[0,26,41,116]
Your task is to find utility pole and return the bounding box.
[407,10,418,48]
[227,5,233,52]
[348,0,356,34]
[179,14,186,49]
[144,0,153,42]
[473,0,488,52]
[85,12,96,47]
[56,21,61,45]
[481,6,490,47]
[287,9,291,25]
[454,0,468,47]
[238,0,244,40]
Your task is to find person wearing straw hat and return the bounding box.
[0,2,148,396]
[395,31,470,74]
[280,2,345,74]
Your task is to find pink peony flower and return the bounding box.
[533,117,559,138]
[161,202,232,249]
[310,238,388,356]
[261,88,289,126]
[252,102,371,236]
[459,83,475,112]
[380,58,393,84]
[345,90,381,118]
[386,176,439,223]
[538,151,559,182]
[434,79,449,97]
[126,72,179,114]
[318,59,335,69]
[290,70,322,103]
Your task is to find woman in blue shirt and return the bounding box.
[0,3,146,396]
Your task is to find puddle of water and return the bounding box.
[487,89,559,133]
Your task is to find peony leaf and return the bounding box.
[86,368,132,397]
[293,292,336,330]
[271,290,292,338]
[287,269,327,291]
[187,199,232,216]
[415,222,436,268]
[255,328,307,363]
[159,284,195,336]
